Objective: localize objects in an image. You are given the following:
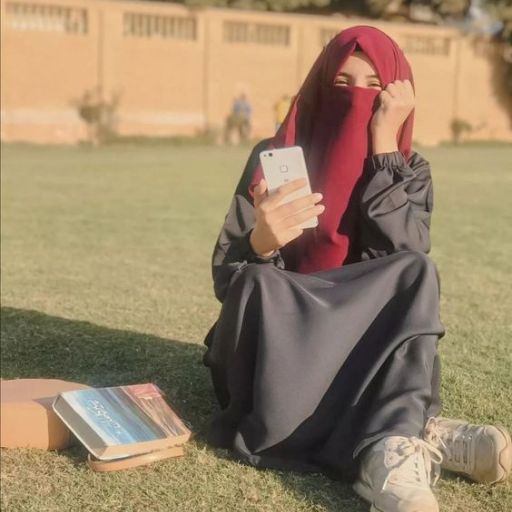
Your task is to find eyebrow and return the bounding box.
[335,72,380,80]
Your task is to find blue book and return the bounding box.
[52,383,191,460]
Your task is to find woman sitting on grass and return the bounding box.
[202,25,511,512]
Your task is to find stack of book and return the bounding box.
[53,383,192,470]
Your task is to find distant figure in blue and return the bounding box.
[225,93,252,144]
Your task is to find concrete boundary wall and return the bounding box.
[1,0,511,144]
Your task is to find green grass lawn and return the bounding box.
[1,142,511,511]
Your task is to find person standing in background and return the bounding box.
[224,94,252,145]
[236,93,252,142]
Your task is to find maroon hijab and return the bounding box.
[249,25,416,274]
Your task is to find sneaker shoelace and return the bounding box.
[381,437,443,492]
[424,417,474,474]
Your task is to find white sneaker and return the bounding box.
[424,416,512,484]
[353,436,442,512]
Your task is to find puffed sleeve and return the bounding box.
[211,140,285,303]
[358,150,433,260]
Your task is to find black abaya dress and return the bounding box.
[202,139,445,480]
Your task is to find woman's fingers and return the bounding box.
[384,81,399,98]
[253,179,268,208]
[382,80,413,97]
[253,177,322,252]
[262,178,308,211]
[378,89,392,105]
[373,78,415,133]
[271,192,323,221]
[383,80,415,103]
[277,203,325,230]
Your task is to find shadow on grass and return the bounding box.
[1,307,366,511]
[0,306,214,432]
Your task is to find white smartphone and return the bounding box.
[259,146,318,229]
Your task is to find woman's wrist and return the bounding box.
[249,230,276,258]
[371,127,399,155]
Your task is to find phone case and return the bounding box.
[259,146,318,229]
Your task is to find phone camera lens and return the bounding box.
[269,153,273,157]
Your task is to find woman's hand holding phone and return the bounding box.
[249,178,324,257]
